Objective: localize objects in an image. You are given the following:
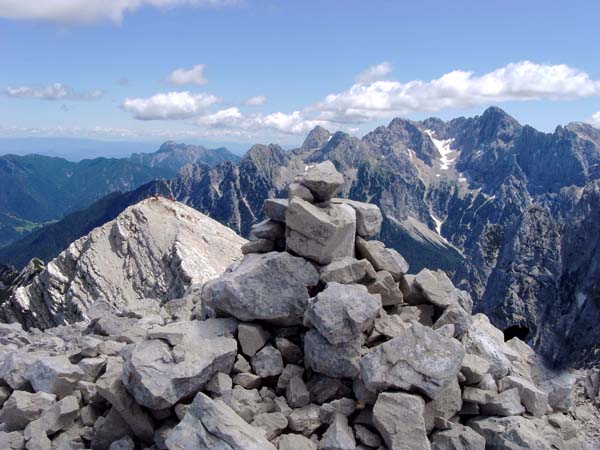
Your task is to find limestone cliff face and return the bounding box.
[1,198,246,330]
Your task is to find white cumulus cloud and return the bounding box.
[590,112,600,128]
[122,91,220,120]
[356,61,393,84]
[194,108,325,135]
[167,64,208,86]
[315,61,600,123]
[0,0,241,25]
[243,95,267,106]
[120,60,600,138]
[5,82,104,101]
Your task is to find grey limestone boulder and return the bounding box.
[286,197,356,265]
[202,252,319,325]
[319,257,376,285]
[360,322,465,399]
[373,392,430,450]
[165,392,277,450]
[355,237,409,280]
[304,330,362,379]
[331,198,383,238]
[123,319,238,409]
[304,282,381,345]
[299,161,344,202]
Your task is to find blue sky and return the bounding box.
[1,0,599,149]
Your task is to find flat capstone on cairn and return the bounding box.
[0,160,589,450]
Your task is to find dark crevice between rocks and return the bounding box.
[503,324,531,342]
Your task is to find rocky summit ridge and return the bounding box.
[0,162,598,450]
[0,198,246,330]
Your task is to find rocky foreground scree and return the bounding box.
[0,161,597,449]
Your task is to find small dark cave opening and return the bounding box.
[503,324,531,342]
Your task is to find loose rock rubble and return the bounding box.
[0,161,596,449]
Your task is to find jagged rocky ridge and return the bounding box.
[0,198,246,330]
[2,107,599,368]
[0,162,597,450]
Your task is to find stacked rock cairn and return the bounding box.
[0,161,587,450]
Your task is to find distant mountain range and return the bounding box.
[1,107,599,368]
[0,142,240,246]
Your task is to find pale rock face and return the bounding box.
[123,319,238,409]
[304,329,362,379]
[304,282,381,345]
[286,197,356,265]
[373,392,430,450]
[331,198,383,238]
[202,251,320,325]
[355,237,409,280]
[300,161,345,202]
[2,198,246,330]
[165,392,277,450]
[462,314,514,380]
[360,322,465,399]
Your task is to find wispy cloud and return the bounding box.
[356,61,393,84]
[122,91,220,120]
[5,83,104,101]
[167,64,208,86]
[243,95,267,106]
[0,0,242,25]
[590,112,600,128]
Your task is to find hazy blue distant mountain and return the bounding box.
[2,108,599,368]
[0,142,240,246]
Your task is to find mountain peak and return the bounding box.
[301,125,332,151]
[0,197,246,329]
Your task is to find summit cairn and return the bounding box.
[0,161,591,449]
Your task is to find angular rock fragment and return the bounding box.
[320,257,376,285]
[373,392,430,450]
[251,219,285,241]
[286,197,356,265]
[433,304,472,337]
[123,319,237,409]
[304,282,381,345]
[479,388,525,417]
[355,237,408,280]
[24,355,84,397]
[0,431,25,450]
[460,354,491,385]
[287,376,310,408]
[288,182,315,202]
[498,375,549,417]
[202,252,319,325]
[304,330,362,379]
[360,322,465,399]
[165,392,277,450]
[96,357,154,442]
[1,390,56,432]
[287,404,322,436]
[319,413,356,450]
[423,377,462,432]
[242,239,276,255]
[354,424,381,448]
[238,323,271,357]
[277,433,317,450]
[300,161,344,202]
[430,425,486,450]
[331,199,383,238]
[462,314,513,379]
[263,199,289,222]
[252,412,288,440]
[366,270,404,306]
[252,345,284,378]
